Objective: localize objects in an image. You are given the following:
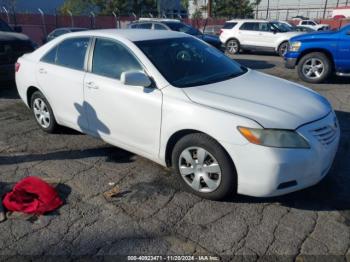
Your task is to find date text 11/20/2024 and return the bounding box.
[127,256,220,261]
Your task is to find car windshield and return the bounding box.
[135,37,247,88]
[164,22,201,35]
[0,19,13,32]
[270,22,293,32]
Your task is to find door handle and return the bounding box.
[39,68,47,74]
[86,81,99,89]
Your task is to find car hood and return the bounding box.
[0,31,30,42]
[182,70,331,129]
[282,31,305,38]
[290,30,338,41]
[199,34,221,43]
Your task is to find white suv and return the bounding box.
[296,20,329,31]
[220,19,303,56]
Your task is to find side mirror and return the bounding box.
[13,26,22,33]
[121,71,152,87]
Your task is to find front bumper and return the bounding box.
[285,57,297,69]
[0,63,15,81]
[221,112,340,197]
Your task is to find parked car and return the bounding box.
[46,27,88,42]
[16,29,339,200]
[220,19,303,56]
[128,18,224,51]
[294,26,316,33]
[296,20,329,31]
[291,16,310,20]
[201,25,222,35]
[0,18,35,82]
[285,24,350,83]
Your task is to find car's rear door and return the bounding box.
[83,37,162,157]
[36,37,90,131]
[238,22,260,46]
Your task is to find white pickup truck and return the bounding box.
[296,20,329,31]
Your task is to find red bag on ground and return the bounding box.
[2,176,63,215]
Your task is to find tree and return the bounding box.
[60,0,156,16]
[214,0,255,18]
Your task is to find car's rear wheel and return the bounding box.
[298,52,331,83]
[31,91,58,133]
[278,41,289,57]
[172,133,236,200]
[226,39,240,55]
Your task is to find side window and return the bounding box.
[301,21,307,25]
[53,29,67,37]
[92,38,143,79]
[259,23,270,32]
[55,37,90,70]
[222,22,237,29]
[154,23,167,30]
[138,23,152,29]
[41,46,58,64]
[240,22,258,31]
[130,24,139,29]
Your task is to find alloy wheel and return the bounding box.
[302,58,325,79]
[33,98,51,129]
[178,147,222,193]
[226,40,239,54]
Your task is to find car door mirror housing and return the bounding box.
[121,71,152,87]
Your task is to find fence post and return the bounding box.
[38,8,47,38]
[11,5,17,26]
[90,11,95,29]
[2,7,10,24]
[67,10,74,27]
[55,9,58,28]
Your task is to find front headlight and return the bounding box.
[238,127,310,148]
[289,41,301,52]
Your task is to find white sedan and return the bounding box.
[15,29,339,200]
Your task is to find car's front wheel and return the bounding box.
[226,39,240,55]
[31,91,58,133]
[298,52,332,83]
[172,133,236,200]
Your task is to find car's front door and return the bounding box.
[36,37,90,131]
[83,38,162,157]
[337,29,350,73]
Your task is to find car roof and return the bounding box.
[67,29,189,42]
[53,27,87,30]
[226,19,269,23]
[137,18,181,23]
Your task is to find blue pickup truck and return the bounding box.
[285,24,350,83]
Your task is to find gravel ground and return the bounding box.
[0,53,349,261]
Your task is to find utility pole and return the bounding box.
[266,0,270,19]
[336,0,340,7]
[208,0,212,18]
[322,0,328,19]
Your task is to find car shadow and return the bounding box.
[0,146,135,166]
[234,58,276,70]
[0,82,19,99]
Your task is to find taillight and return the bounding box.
[15,62,20,73]
[219,29,223,35]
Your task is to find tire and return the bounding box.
[171,133,237,200]
[226,39,240,55]
[297,52,332,83]
[278,41,289,57]
[30,91,58,133]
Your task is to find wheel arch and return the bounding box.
[296,48,335,70]
[26,86,40,108]
[225,37,240,45]
[164,129,237,175]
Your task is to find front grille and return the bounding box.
[312,125,338,146]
